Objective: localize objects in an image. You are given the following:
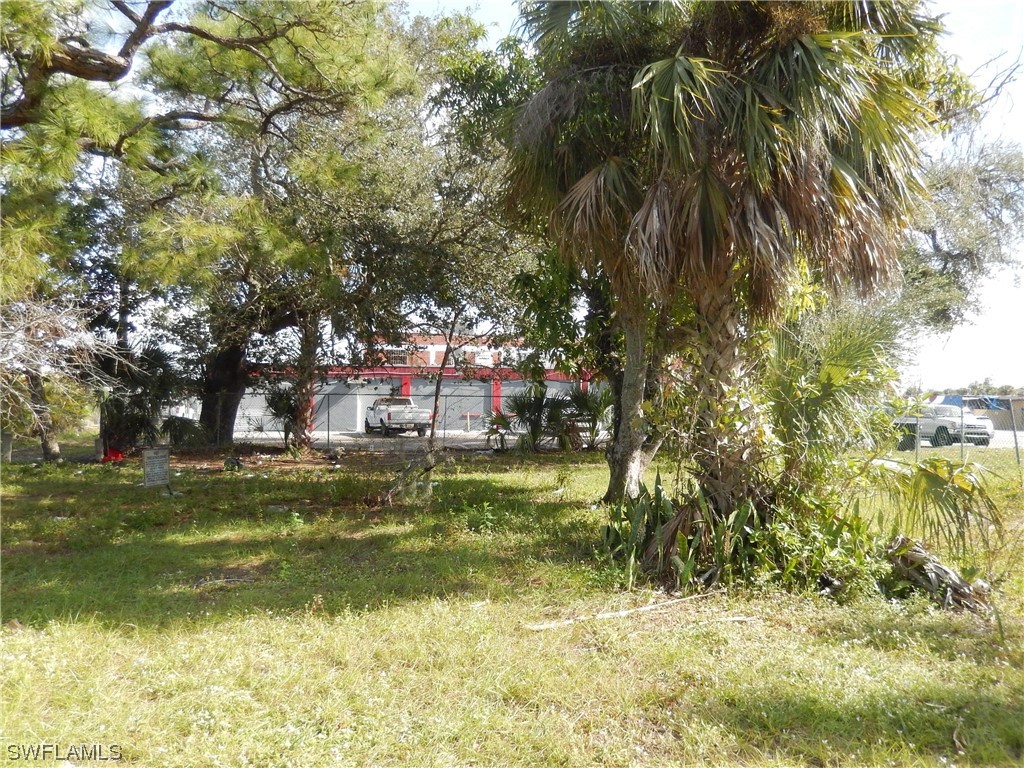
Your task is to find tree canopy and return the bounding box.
[505,0,965,508]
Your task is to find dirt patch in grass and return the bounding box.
[190,560,275,590]
[1,540,64,557]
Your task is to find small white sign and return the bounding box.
[142,447,171,488]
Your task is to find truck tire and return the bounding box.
[364,418,374,434]
[932,427,951,447]
[896,430,916,451]
[381,420,393,437]
[417,428,426,437]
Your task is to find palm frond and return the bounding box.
[516,1,588,54]
[551,156,641,297]
[520,0,674,59]
[869,457,1002,559]
[625,174,681,299]
[631,53,720,169]
[765,300,905,480]
[510,0,934,314]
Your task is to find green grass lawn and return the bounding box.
[2,445,1022,767]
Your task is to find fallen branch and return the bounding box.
[523,592,719,631]
[192,577,256,588]
[382,447,442,506]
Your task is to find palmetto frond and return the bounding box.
[552,157,642,292]
[627,6,931,313]
[519,1,682,57]
[870,457,1001,559]
[631,54,719,169]
[766,302,905,473]
[504,0,949,509]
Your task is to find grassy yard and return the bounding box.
[2,443,1022,767]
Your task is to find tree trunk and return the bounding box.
[26,372,61,462]
[428,312,463,449]
[687,270,763,521]
[603,311,654,502]
[583,276,623,444]
[429,342,453,447]
[291,317,321,449]
[199,343,248,447]
[117,277,132,352]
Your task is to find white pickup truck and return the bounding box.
[364,397,432,437]
[893,404,995,449]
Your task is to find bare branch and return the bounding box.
[110,2,142,25]
[0,298,131,435]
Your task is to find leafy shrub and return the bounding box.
[602,474,679,589]
[160,416,209,448]
[604,478,916,599]
[1,377,92,438]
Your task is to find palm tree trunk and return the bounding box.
[604,310,653,502]
[688,271,763,521]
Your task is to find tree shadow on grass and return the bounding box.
[637,604,1023,766]
[659,680,1023,766]
[810,603,1024,668]
[1,463,608,628]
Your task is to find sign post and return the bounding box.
[142,447,172,493]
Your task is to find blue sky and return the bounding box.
[406,0,1024,390]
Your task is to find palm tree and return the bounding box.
[506,1,941,516]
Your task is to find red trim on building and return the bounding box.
[320,365,583,383]
[250,364,590,389]
[491,378,502,412]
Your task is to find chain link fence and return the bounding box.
[213,379,582,450]
[178,387,1023,482]
[236,392,495,448]
[890,395,1024,480]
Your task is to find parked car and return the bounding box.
[893,404,995,450]
[364,397,432,437]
